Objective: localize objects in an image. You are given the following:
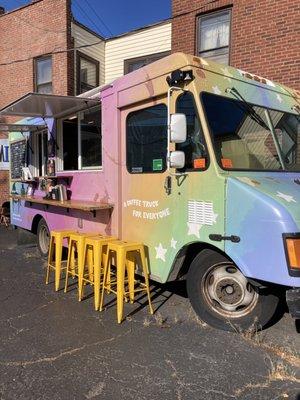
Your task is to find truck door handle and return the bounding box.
[164,176,172,195]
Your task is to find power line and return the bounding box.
[81,0,114,37]
[72,0,106,37]
[0,40,103,67]
[0,0,223,68]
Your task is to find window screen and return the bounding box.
[198,10,231,65]
[126,104,167,174]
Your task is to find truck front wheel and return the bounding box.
[37,218,50,258]
[186,249,280,332]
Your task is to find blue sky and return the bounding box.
[1,0,171,37]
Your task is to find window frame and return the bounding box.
[175,91,210,172]
[200,91,300,173]
[34,55,53,94]
[76,51,100,95]
[196,8,232,65]
[57,105,103,172]
[124,51,171,75]
[126,103,168,175]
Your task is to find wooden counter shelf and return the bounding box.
[11,179,37,183]
[37,175,72,182]
[11,175,72,184]
[10,195,113,217]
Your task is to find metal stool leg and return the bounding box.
[99,247,111,312]
[139,246,153,315]
[64,239,75,293]
[93,243,102,311]
[77,239,86,301]
[55,236,63,292]
[126,252,136,304]
[116,249,126,324]
[46,236,55,285]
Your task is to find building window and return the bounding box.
[35,56,52,94]
[77,52,99,95]
[197,10,231,65]
[176,92,208,171]
[126,104,167,174]
[60,106,102,171]
[124,51,170,74]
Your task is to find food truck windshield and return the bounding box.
[201,91,300,172]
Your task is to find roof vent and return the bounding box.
[0,6,5,15]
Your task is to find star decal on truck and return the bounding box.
[276,191,297,203]
[155,243,167,262]
[221,67,233,82]
[212,86,222,95]
[187,222,202,238]
[170,238,177,249]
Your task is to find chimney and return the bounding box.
[0,6,5,15]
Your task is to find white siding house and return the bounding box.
[105,20,172,84]
[71,19,172,92]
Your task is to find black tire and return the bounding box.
[37,218,50,258]
[186,249,280,332]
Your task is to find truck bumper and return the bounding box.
[286,288,300,319]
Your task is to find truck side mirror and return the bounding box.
[170,113,187,143]
[170,151,185,169]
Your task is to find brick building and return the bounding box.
[0,0,73,208]
[0,0,171,209]
[172,0,300,90]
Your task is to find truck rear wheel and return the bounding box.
[186,249,280,332]
[37,218,50,258]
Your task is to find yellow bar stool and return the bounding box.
[99,240,153,323]
[80,235,117,310]
[46,230,76,291]
[64,232,99,297]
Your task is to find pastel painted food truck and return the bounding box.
[2,53,300,331]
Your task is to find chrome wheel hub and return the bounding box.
[203,263,259,318]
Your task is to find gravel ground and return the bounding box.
[0,226,299,400]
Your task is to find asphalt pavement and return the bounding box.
[0,226,299,400]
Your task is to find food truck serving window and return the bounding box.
[126,104,167,174]
[59,105,102,171]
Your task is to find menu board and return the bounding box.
[10,139,27,179]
